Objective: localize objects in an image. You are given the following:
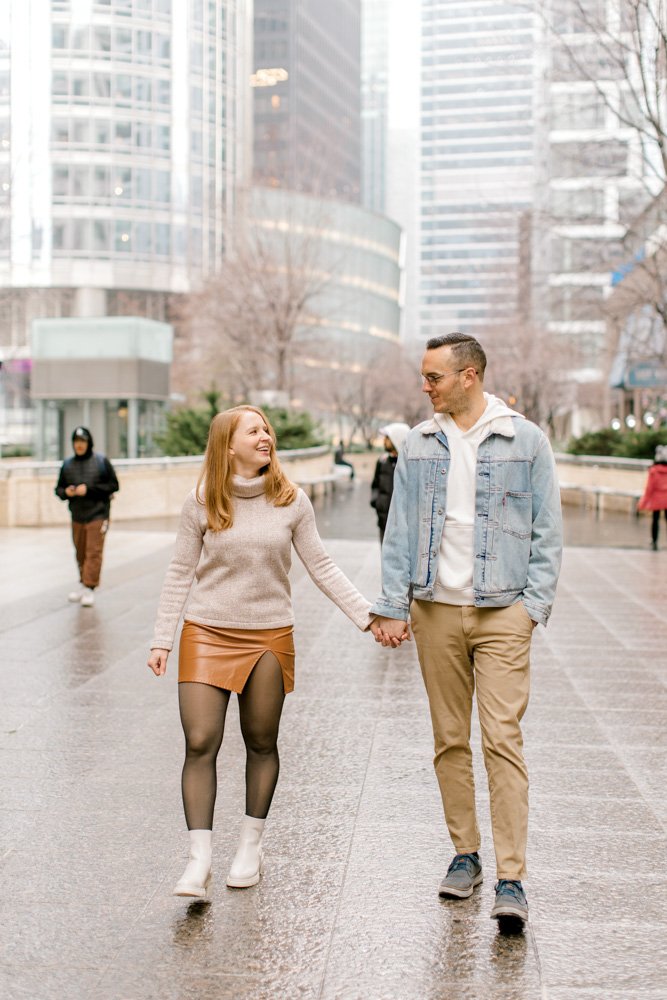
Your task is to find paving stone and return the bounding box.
[1,496,666,999]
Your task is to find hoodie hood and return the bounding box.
[426,393,524,440]
[72,426,94,459]
[379,422,411,453]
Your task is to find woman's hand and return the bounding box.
[370,617,412,647]
[147,648,169,676]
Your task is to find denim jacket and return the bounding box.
[369,415,563,626]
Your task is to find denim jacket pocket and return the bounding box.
[502,491,532,539]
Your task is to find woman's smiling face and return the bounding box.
[229,409,273,477]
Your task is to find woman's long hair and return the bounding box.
[196,405,297,531]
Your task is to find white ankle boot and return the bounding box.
[226,816,265,888]
[173,829,212,897]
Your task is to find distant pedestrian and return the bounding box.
[147,406,392,900]
[370,333,563,929]
[55,427,119,607]
[334,440,355,479]
[370,422,410,543]
[638,444,667,550]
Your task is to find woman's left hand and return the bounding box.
[147,648,169,676]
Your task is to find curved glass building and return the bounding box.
[0,0,251,353]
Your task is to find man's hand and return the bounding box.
[74,484,87,496]
[371,616,412,648]
[65,485,77,497]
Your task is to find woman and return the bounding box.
[147,406,384,898]
[638,444,667,550]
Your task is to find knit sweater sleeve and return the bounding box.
[151,491,205,650]
[291,490,374,631]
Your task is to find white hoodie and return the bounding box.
[432,394,523,605]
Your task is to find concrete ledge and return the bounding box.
[559,483,642,515]
[0,446,337,527]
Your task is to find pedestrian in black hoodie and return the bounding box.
[55,427,119,606]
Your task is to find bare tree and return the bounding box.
[174,189,338,403]
[319,344,431,446]
[483,321,579,437]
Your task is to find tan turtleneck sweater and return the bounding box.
[151,475,373,650]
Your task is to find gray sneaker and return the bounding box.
[438,852,483,898]
[490,880,528,926]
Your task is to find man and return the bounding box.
[370,333,562,928]
[55,427,119,607]
[370,422,410,543]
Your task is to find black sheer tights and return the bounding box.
[178,652,286,830]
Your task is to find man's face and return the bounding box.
[421,347,468,414]
[73,438,88,456]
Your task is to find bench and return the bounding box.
[559,482,642,516]
[296,465,353,499]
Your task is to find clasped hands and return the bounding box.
[370,616,412,648]
[65,484,87,497]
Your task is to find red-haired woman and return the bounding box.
[147,406,383,898]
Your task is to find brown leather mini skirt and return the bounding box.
[178,621,296,694]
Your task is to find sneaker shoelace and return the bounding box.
[496,879,525,902]
[448,853,477,875]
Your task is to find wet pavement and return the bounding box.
[123,475,657,549]
[1,481,667,999]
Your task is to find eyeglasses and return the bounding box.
[421,368,476,387]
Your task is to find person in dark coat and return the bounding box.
[370,422,410,542]
[638,444,667,550]
[55,427,119,606]
[333,440,355,479]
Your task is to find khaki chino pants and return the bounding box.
[411,600,533,880]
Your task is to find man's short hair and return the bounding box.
[425,333,487,379]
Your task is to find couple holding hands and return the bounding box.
[148,333,562,930]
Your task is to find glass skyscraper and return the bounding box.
[0,0,251,354]
[419,0,536,339]
[253,0,361,202]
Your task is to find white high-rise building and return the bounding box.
[419,0,536,340]
[0,0,251,356]
[534,0,663,382]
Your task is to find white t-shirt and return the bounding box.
[433,395,517,605]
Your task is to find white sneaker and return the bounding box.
[68,588,84,602]
[80,588,95,607]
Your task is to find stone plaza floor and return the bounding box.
[1,481,667,999]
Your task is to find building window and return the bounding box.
[94,166,110,197]
[93,27,111,54]
[52,25,67,48]
[155,223,170,255]
[93,220,110,252]
[94,119,111,145]
[115,221,132,252]
[53,166,68,196]
[115,75,132,103]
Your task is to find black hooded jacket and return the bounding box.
[370,453,398,531]
[55,431,119,523]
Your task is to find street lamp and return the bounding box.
[625,414,637,429]
[610,417,621,431]
[643,411,655,427]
